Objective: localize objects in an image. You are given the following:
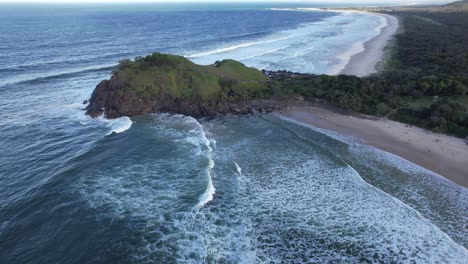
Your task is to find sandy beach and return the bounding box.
[340,13,399,76]
[281,105,468,188]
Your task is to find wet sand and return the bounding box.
[281,105,468,188]
[340,13,399,77]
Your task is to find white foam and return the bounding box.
[0,63,116,88]
[210,139,217,149]
[195,123,216,208]
[328,40,366,75]
[277,113,468,248]
[345,164,467,252]
[276,113,359,144]
[237,45,291,61]
[76,114,223,262]
[277,113,462,184]
[162,114,217,208]
[104,116,133,135]
[328,12,388,75]
[206,117,468,262]
[0,51,125,72]
[186,10,386,75]
[197,169,216,208]
[187,34,306,59]
[268,8,328,12]
[188,41,267,58]
[185,10,342,61]
[75,114,468,262]
[233,161,242,175]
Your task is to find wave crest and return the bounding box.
[105,116,133,135]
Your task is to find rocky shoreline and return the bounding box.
[85,76,283,119]
[84,59,303,119]
[85,53,280,119]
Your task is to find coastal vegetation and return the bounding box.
[373,5,468,137]
[269,2,468,138]
[114,53,269,101]
[87,0,468,138]
[86,53,272,118]
[363,0,468,13]
[269,72,468,138]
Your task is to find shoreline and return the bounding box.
[280,104,468,188]
[339,12,399,77]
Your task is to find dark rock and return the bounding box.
[85,53,282,119]
[85,75,278,119]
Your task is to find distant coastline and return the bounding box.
[339,12,399,77]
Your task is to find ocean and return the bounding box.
[0,3,467,264]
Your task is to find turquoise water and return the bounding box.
[0,3,467,263]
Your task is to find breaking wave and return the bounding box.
[105,116,133,135]
[0,64,116,88]
[187,9,386,75]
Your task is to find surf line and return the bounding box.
[195,120,216,209]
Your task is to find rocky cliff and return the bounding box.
[86,53,273,118]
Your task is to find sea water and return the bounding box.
[0,3,466,264]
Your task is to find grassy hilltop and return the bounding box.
[86,53,273,118]
[115,53,269,102]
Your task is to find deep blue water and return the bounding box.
[0,3,467,264]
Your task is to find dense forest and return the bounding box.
[270,8,468,138]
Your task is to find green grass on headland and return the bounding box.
[115,53,270,102]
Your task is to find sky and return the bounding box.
[0,0,454,3]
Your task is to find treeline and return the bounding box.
[383,11,468,79]
[395,100,468,137]
[269,72,468,137]
[115,53,193,73]
[382,11,468,137]
[270,73,399,114]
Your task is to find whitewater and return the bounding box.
[0,3,467,264]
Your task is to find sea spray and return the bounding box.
[104,116,133,135]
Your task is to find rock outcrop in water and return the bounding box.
[86,53,274,118]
